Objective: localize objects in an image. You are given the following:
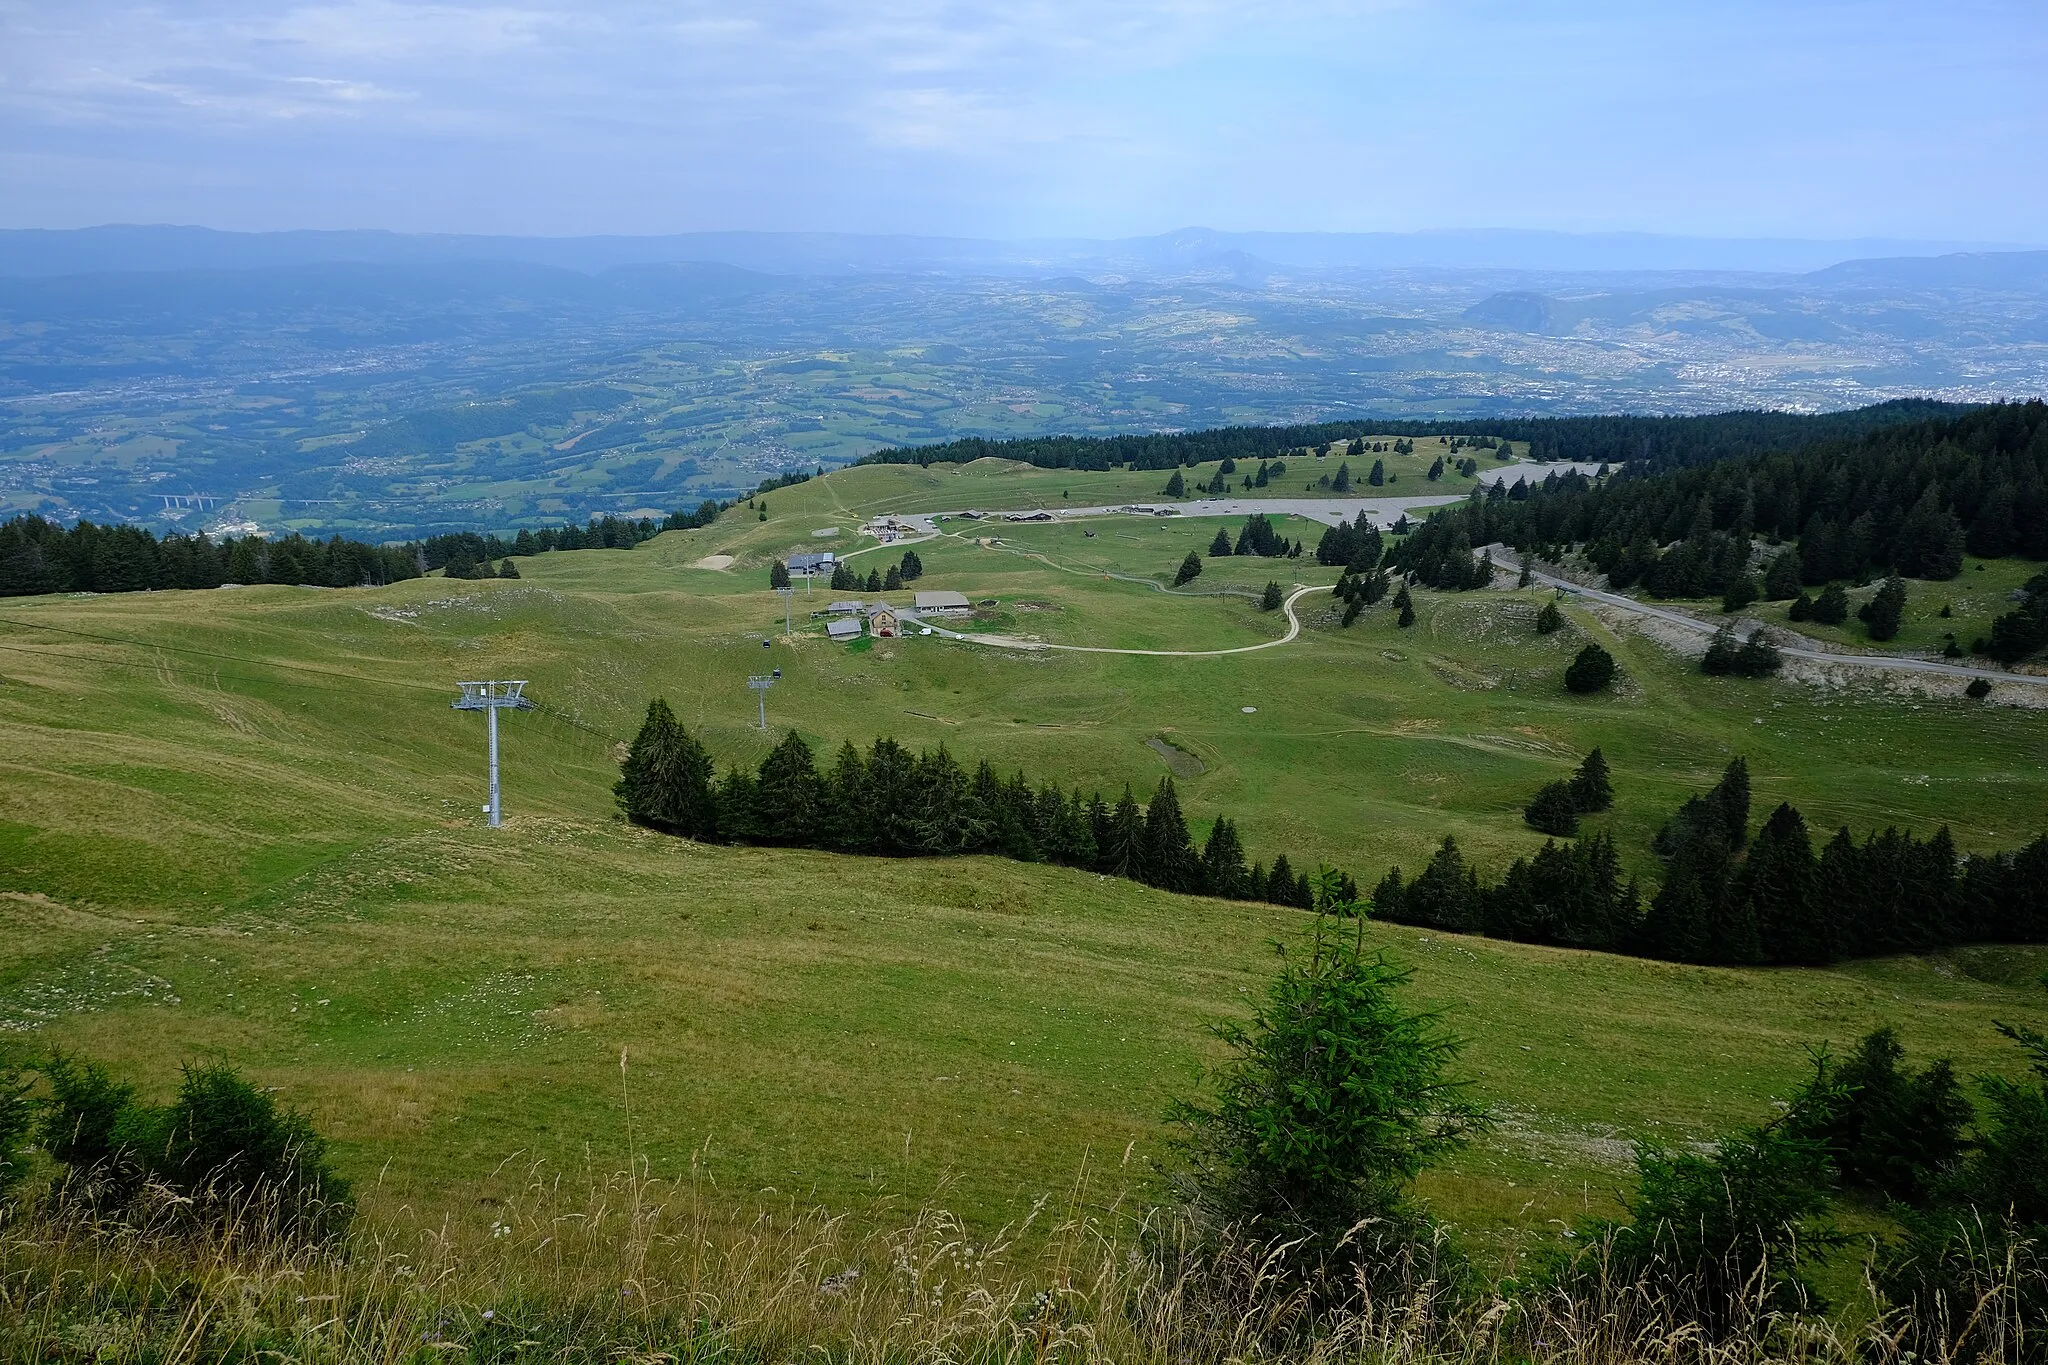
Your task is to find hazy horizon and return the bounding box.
[3,1,2043,242]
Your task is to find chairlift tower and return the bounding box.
[777,585,794,634]
[747,673,777,731]
[451,680,536,828]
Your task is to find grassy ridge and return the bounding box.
[1,487,2043,1245]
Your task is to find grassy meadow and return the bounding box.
[682,451,1492,575]
[1,471,2044,1262]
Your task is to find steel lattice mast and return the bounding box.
[451,680,536,827]
[747,674,776,730]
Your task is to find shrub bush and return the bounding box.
[36,1055,350,1238]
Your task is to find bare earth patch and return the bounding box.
[693,554,736,571]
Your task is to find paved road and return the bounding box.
[922,584,1323,658]
[878,461,1609,537]
[1527,565,2048,688]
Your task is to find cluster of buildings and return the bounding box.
[818,588,972,642]
[785,550,836,578]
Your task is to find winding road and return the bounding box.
[878,461,1608,538]
[876,469,2044,687]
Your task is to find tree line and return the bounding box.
[1343,402,2048,661]
[614,704,1360,908]
[822,549,923,592]
[1373,756,2047,964]
[422,502,724,571]
[0,494,746,600]
[853,401,1958,474]
[0,515,422,596]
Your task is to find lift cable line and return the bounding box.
[452,680,536,828]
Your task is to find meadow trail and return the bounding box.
[928,584,1319,657]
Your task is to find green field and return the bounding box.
[675,453,1486,574]
[2,475,2043,1256]
[1753,555,2042,657]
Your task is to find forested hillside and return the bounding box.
[860,400,1965,473]
[1371,402,2048,656]
[0,516,422,594]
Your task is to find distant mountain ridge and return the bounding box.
[3,224,2042,280]
[1460,251,2048,343]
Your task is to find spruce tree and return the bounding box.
[1086,792,1112,865]
[1764,551,1804,600]
[1812,583,1849,625]
[830,561,856,591]
[1200,817,1250,899]
[1174,552,1203,586]
[498,558,520,579]
[1265,853,1296,905]
[755,730,824,845]
[1103,786,1145,879]
[1261,581,1283,611]
[614,699,719,840]
[1164,470,1187,497]
[884,564,903,591]
[865,568,883,592]
[1734,629,1783,676]
[1641,837,1735,963]
[900,549,923,580]
[1209,528,1233,556]
[1523,782,1580,837]
[1796,1028,1970,1204]
[770,560,791,589]
[1368,459,1386,487]
[1170,923,1488,1270]
[1739,802,1825,964]
[824,741,871,852]
[1564,643,1615,692]
[1860,574,1907,641]
[1054,788,1098,868]
[1143,778,1199,892]
[715,767,763,843]
[1569,748,1614,811]
[1402,837,1483,932]
[1392,583,1414,627]
[1711,757,1752,849]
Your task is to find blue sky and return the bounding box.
[1,0,2042,240]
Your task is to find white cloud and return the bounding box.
[0,0,2040,238]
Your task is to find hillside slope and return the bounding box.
[2,521,2043,1237]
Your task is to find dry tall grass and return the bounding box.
[0,1160,2038,1363]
